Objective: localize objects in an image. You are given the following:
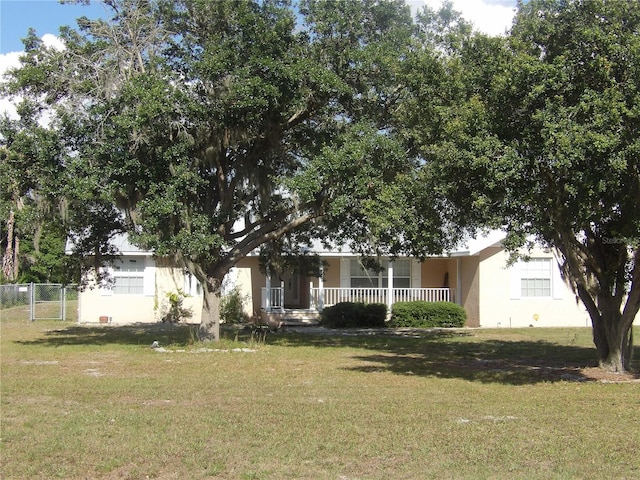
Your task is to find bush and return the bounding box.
[220,287,249,324]
[161,291,193,323]
[389,301,466,328]
[320,302,387,328]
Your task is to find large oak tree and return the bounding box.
[417,0,640,372]
[3,0,432,340]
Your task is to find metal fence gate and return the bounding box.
[0,283,78,321]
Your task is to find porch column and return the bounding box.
[265,269,271,312]
[280,280,285,312]
[318,265,325,311]
[456,258,461,305]
[387,260,394,312]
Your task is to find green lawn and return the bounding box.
[1,318,638,479]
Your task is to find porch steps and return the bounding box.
[261,309,321,327]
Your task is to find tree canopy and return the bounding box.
[2,0,638,371]
[417,0,640,372]
[3,0,455,340]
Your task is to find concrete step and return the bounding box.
[261,309,321,327]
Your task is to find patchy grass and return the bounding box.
[1,318,639,479]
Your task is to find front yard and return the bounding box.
[1,317,638,479]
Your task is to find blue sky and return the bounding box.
[1,0,106,54]
[1,0,519,54]
[0,0,517,118]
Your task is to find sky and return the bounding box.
[0,0,518,115]
[1,0,107,54]
[1,0,518,54]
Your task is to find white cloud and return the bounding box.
[41,33,65,51]
[419,0,517,36]
[0,51,22,119]
[1,34,65,120]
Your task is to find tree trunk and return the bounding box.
[198,276,223,342]
[2,210,19,281]
[590,309,634,373]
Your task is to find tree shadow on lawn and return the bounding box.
[15,323,640,385]
[15,322,200,348]
[272,328,640,385]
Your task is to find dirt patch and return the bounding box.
[461,357,640,383]
[577,367,640,383]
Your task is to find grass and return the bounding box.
[1,317,639,479]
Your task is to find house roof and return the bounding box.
[449,230,506,257]
[107,233,151,255]
[304,230,506,258]
[65,232,152,256]
[66,230,507,259]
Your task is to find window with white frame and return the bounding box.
[112,258,145,294]
[520,258,552,297]
[389,259,411,288]
[350,259,411,288]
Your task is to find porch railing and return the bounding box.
[311,287,455,308]
[261,287,285,312]
[258,287,454,311]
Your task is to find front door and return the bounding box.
[282,272,304,309]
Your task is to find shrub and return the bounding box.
[320,302,387,328]
[389,301,466,328]
[220,287,249,324]
[161,291,193,323]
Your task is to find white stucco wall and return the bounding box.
[78,255,157,324]
[77,256,204,325]
[478,246,591,328]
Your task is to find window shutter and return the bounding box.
[411,259,421,288]
[340,258,350,288]
[509,261,521,300]
[143,259,156,296]
[552,261,564,300]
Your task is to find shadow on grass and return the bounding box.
[14,322,262,348]
[271,328,640,385]
[15,323,640,385]
[15,323,199,348]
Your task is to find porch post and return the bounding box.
[280,280,285,312]
[387,261,394,312]
[318,265,325,311]
[456,258,461,305]
[265,268,271,312]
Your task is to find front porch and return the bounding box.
[260,284,457,326]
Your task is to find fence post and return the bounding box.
[29,282,35,322]
[61,286,66,321]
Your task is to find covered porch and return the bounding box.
[250,254,463,326]
[260,283,457,326]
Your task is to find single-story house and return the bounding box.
[71,232,640,328]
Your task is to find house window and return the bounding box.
[113,259,145,294]
[389,259,411,288]
[350,259,411,288]
[350,260,379,288]
[520,258,552,297]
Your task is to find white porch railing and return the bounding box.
[310,287,388,309]
[261,287,285,312]
[309,287,455,309]
[391,288,454,303]
[261,287,456,312]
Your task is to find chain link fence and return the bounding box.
[0,284,78,321]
